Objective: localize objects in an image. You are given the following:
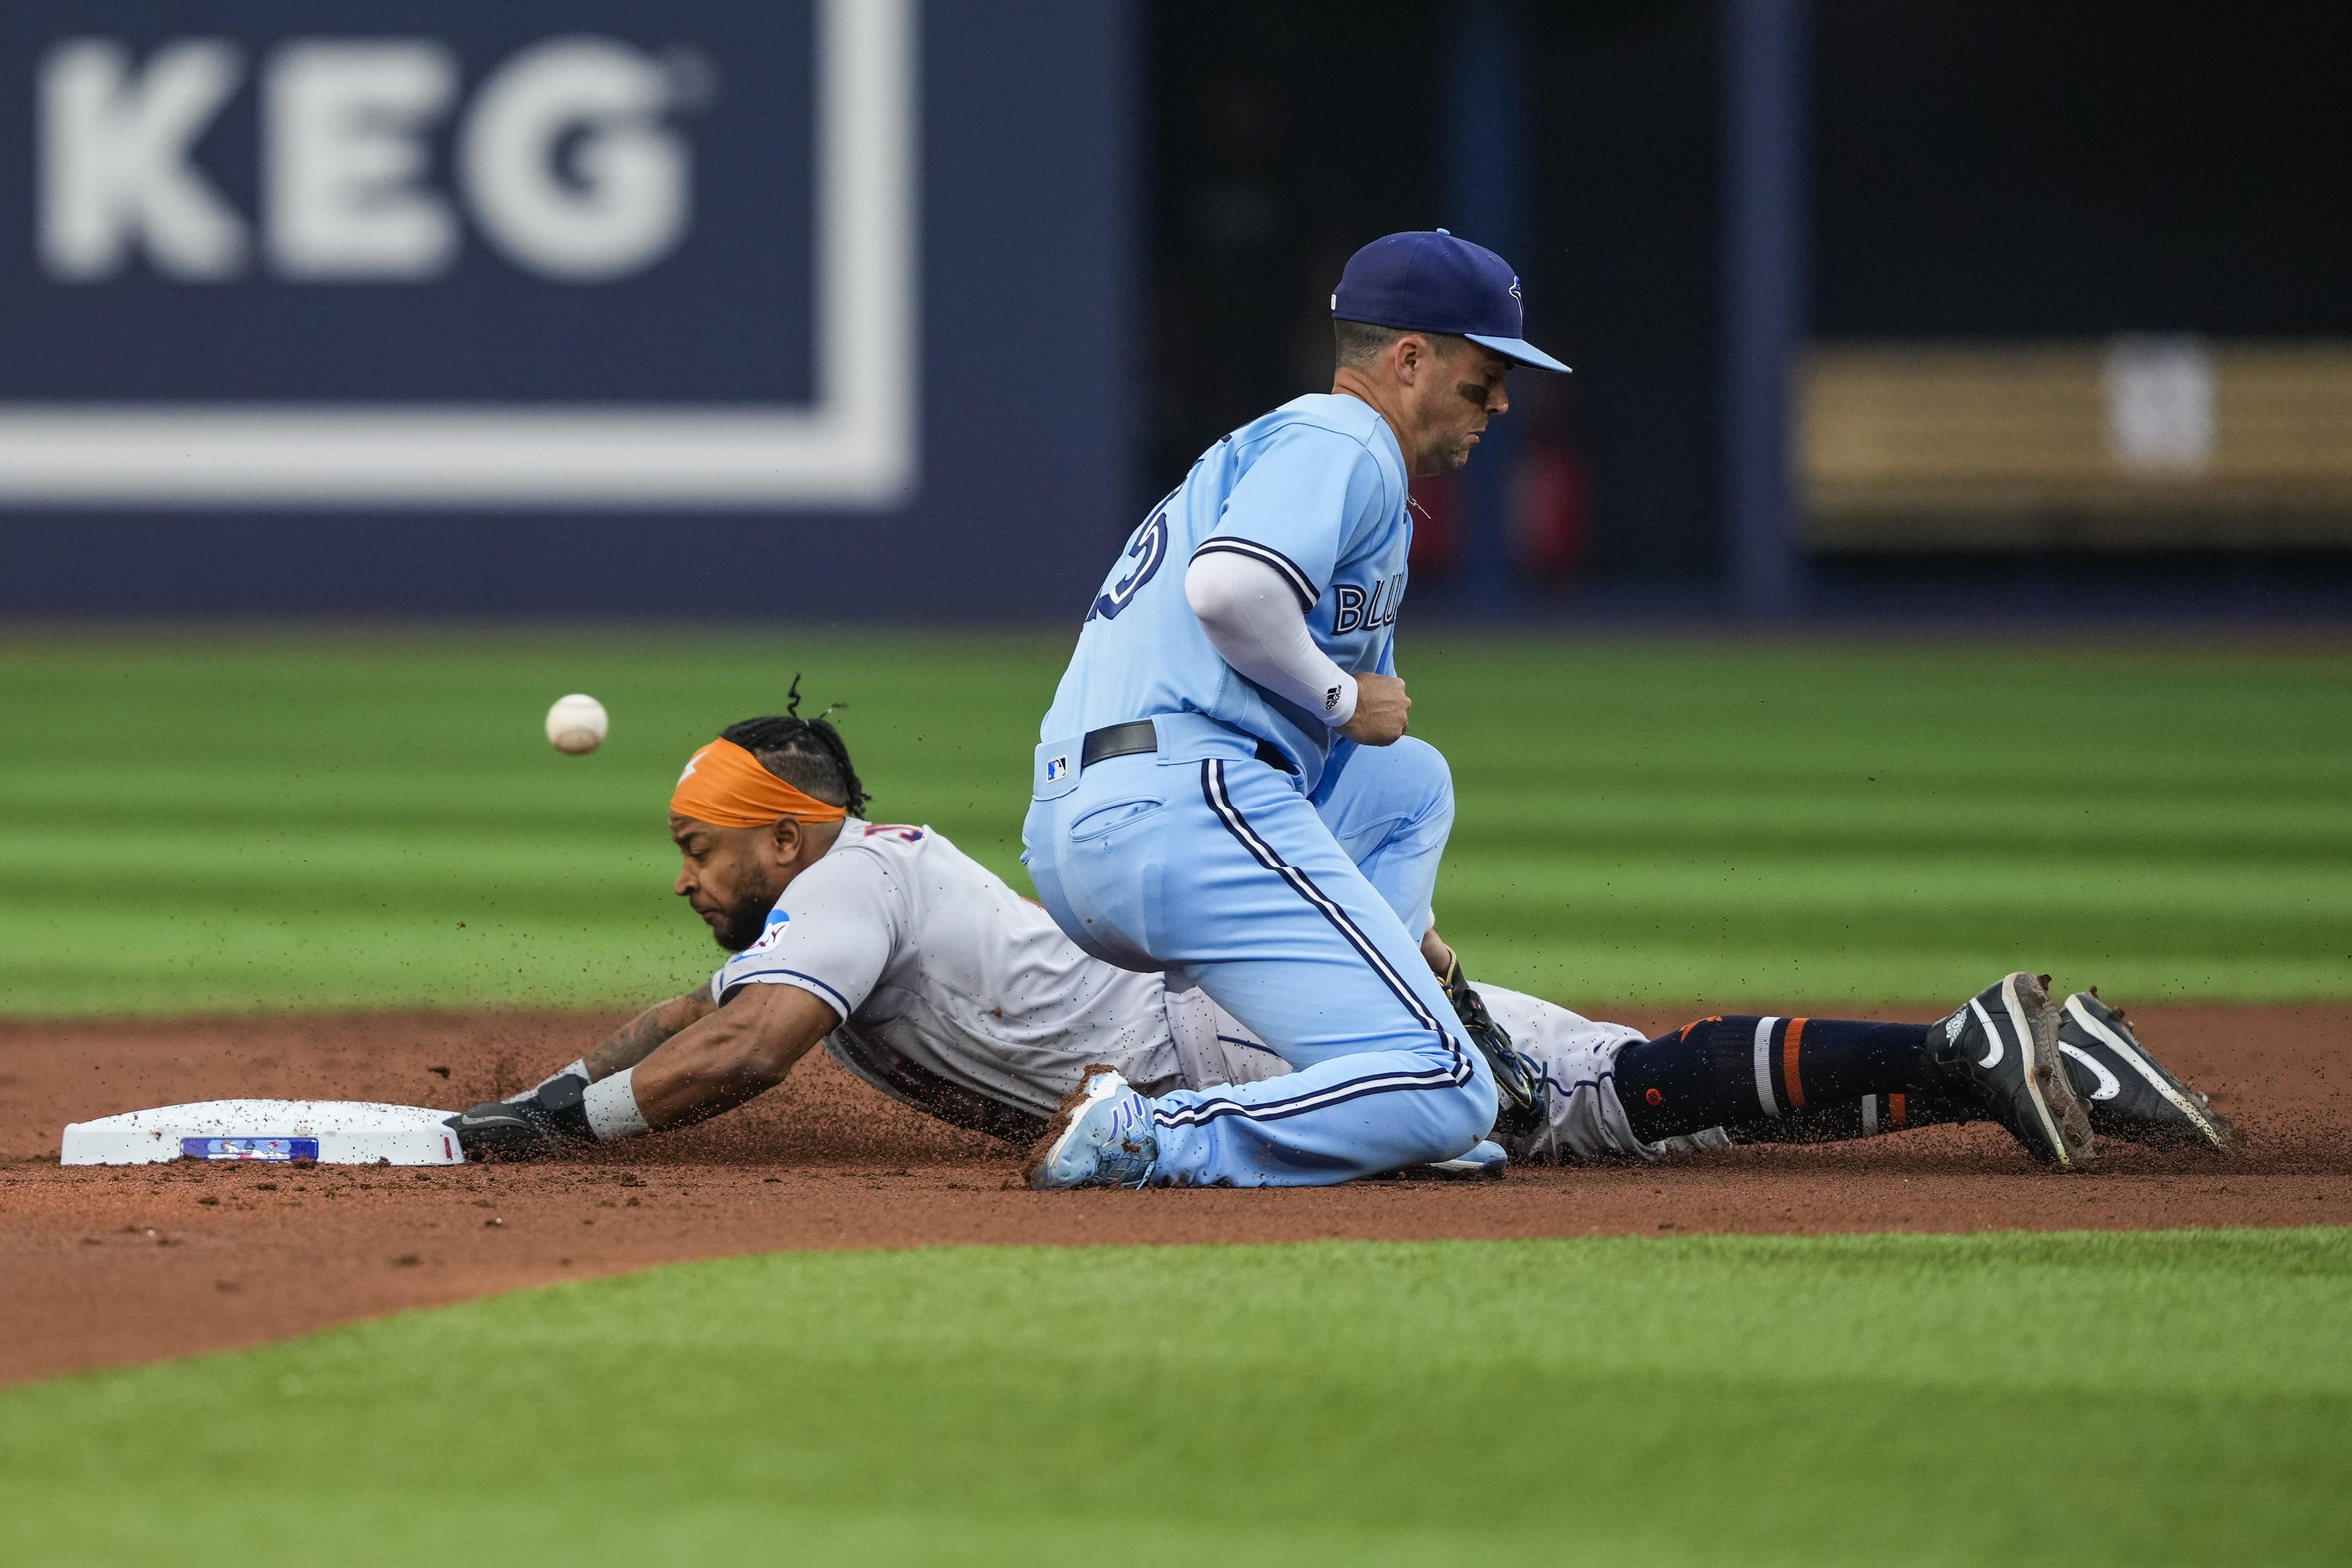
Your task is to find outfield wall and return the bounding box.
[0,1,1135,619]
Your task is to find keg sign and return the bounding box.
[0,0,915,508]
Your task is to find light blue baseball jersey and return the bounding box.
[1040,393,1410,795]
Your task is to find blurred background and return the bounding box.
[1,1,2346,1018]
[4,0,2350,619]
[1150,0,2352,615]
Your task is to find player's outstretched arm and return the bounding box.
[583,990,720,1081]
[626,983,839,1131]
[492,989,718,1109]
[448,984,837,1160]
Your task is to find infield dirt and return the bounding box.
[5,1001,2348,1386]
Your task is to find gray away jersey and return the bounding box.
[708,822,1721,1163]
[710,819,1194,1136]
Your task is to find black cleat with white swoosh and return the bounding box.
[2057,989,2240,1152]
[1926,972,2096,1171]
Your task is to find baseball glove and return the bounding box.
[1439,956,1546,1138]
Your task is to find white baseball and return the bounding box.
[544,694,608,755]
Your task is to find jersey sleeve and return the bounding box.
[1192,424,1392,614]
[707,851,901,1022]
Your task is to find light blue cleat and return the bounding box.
[1403,1138,1508,1180]
[1024,1066,1158,1189]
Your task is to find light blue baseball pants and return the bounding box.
[1024,713,1495,1185]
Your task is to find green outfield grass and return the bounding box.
[5,1230,2349,1566]
[1,628,2345,1014]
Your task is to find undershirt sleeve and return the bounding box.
[1184,550,1359,726]
[1192,424,1390,610]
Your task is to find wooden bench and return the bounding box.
[1802,341,2352,548]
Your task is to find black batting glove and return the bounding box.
[446,1074,594,1161]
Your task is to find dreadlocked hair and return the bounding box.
[720,677,869,818]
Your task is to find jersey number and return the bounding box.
[1085,501,1171,622]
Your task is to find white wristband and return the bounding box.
[1322,672,1360,728]
[583,1068,651,1141]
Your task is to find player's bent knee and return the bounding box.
[1327,733,1454,822]
[1384,735,1454,810]
[1423,1070,1500,1158]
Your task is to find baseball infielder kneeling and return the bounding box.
[451,708,2235,1177]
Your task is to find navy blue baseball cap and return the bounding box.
[1330,230,1570,373]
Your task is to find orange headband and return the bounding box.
[670,739,848,827]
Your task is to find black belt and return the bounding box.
[1080,720,1298,775]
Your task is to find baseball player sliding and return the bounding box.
[449,703,2234,1174]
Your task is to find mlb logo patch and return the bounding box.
[1044,755,1072,783]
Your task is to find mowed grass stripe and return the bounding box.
[1389,639,2352,1006]
[1,630,2346,1014]
[0,630,1063,1015]
[3,1231,2349,1566]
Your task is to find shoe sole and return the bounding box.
[1397,1156,1507,1181]
[2003,972,2096,1171]
[1022,1065,1126,1191]
[2063,993,2241,1152]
